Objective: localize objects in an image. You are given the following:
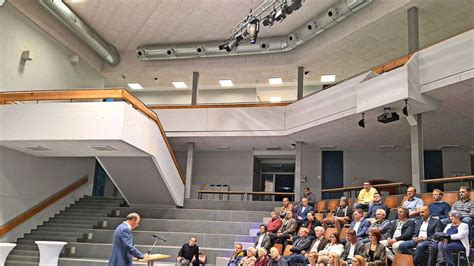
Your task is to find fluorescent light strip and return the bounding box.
[320,74,336,83]
[268,78,283,85]
[219,80,234,87]
[127,83,143,90]
[270,97,282,103]
[172,82,187,89]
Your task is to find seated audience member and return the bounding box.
[267,211,283,234]
[362,209,393,244]
[269,210,297,246]
[316,232,344,265]
[352,255,366,266]
[380,207,415,260]
[341,230,364,265]
[363,229,386,266]
[227,243,244,266]
[302,187,316,209]
[240,247,257,266]
[255,247,269,266]
[176,237,199,266]
[304,226,330,265]
[398,206,443,265]
[428,210,470,266]
[284,228,313,264]
[365,193,388,220]
[349,209,371,240]
[442,186,473,239]
[402,186,424,218]
[295,198,314,225]
[298,212,320,240]
[324,253,342,266]
[323,197,353,231]
[429,189,451,220]
[255,224,272,251]
[279,197,294,218]
[355,181,378,211]
[268,246,288,266]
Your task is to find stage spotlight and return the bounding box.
[247,18,259,44]
[358,113,365,128]
[402,99,409,116]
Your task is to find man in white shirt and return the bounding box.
[341,230,364,265]
[381,207,415,261]
[254,224,272,251]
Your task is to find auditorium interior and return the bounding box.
[0,0,473,265]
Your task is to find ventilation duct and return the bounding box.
[137,0,372,61]
[39,0,120,66]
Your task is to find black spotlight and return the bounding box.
[402,99,409,116]
[358,113,365,128]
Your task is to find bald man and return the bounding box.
[398,206,443,264]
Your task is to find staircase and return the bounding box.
[6,196,281,265]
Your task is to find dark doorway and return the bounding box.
[259,162,295,201]
[93,160,107,197]
[424,150,444,192]
[322,151,344,199]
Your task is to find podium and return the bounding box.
[0,243,16,266]
[135,254,170,266]
[35,241,67,266]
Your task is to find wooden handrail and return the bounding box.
[421,175,474,184]
[371,53,414,74]
[0,89,185,184]
[150,102,291,109]
[0,176,89,236]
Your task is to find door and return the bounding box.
[424,150,443,192]
[322,151,344,199]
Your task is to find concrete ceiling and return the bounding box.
[57,0,473,93]
[169,78,474,151]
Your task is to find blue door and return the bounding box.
[424,150,443,192]
[322,151,343,199]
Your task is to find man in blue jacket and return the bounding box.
[349,209,371,241]
[109,213,149,266]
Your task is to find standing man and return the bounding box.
[402,186,424,218]
[109,213,148,266]
[429,189,451,220]
[177,237,199,266]
[302,187,316,208]
[355,181,378,211]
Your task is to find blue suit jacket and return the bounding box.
[296,205,314,222]
[109,222,144,266]
[350,218,371,238]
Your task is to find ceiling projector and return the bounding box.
[377,108,399,124]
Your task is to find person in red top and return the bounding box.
[267,211,283,233]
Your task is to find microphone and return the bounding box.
[152,234,167,242]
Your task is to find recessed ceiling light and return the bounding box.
[127,83,143,90]
[320,74,336,83]
[268,78,283,85]
[438,145,460,150]
[270,97,282,103]
[172,82,187,89]
[216,146,230,151]
[320,145,336,150]
[219,80,234,87]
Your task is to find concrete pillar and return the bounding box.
[297,66,304,100]
[409,114,424,192]
[191,72,199,105]
[407,7,419,53]
[294,141,303,202]
[185,142,195,198]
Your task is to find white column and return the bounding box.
[294,141,303,202]
[408,114,424,191]
[185,142,195,199]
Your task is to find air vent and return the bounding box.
[266,146,281,151]
[378,145,397,150]
[438,145,460,150]
[90,145,117,151]
[319,145,336,150]
[25,145,51,151]
[216,146,230,151]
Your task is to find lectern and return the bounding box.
[135,254,170,266]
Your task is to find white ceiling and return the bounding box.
[59,0,474,93]
[169,78,474,151]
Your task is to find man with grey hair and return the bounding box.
[361,208,393,244]
[109,213,148,266]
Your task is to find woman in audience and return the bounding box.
[327,253,342,266]
[255,247,268,266]
[316,232,344,265]
[240,247,257,266]
[362,229,386,266]
[352,255,366,266]
[428,210,469,266]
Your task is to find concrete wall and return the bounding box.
[0,146,95,241]
[0,3,104,91]
[442,149,472,191]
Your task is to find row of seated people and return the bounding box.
[225,185,473,266]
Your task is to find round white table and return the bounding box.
[35,241,67,266]
[0,243,16,266]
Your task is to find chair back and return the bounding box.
[384,195,399,209]
[315,201,326,212]
[283,245,293,256]
[392,254,414,266]
[326,200,339,213]
[421,193,434,206]
[443,192,459,206]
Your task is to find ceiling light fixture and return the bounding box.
[172,82,187,89]
[127,83,143,90]
[247,18,260,44]
[269,78,283,85]
[270,97,282,103]
[320,74,336,83]
[402,99,409,116]
[358,113,365,128]
[377,107,399,124]
[219,80,234,87]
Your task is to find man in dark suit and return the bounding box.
[254,224,272,251]
[398,206,443,265]
[349,209,371,240]
[288,226,329,264]
[295,198,314,225]
[341,230,364,265]
[381,207,415,261]
[109,213,148,266]
[284,228,313,264]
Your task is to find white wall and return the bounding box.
[0,146,95,241]
[0,3,104,91]
[442,149,472,191]
[301,151,322,200]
